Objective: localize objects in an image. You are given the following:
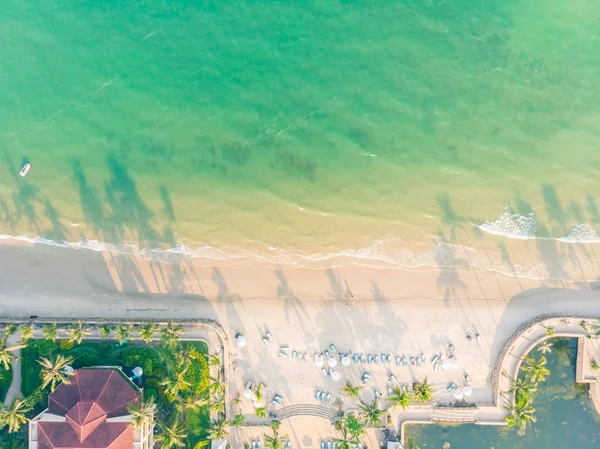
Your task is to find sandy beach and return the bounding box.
[1,240,600,447]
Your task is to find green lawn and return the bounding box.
[0,366,13,403]
[21,338,210,448]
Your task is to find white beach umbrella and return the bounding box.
[244,388,253,399]
[133,367,143,377]
[454,389,464,400]
[236,334,247,348]
[253,398,265,408]
[451,358,460,370]
[330,371,341,381]
[315,354,325,368]
[341,355,351,366]
[328,357,338,368]
[463,385,472,397]
[442,360,451,371]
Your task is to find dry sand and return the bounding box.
[1,241,600,447]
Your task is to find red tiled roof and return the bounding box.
[39,369,140,449]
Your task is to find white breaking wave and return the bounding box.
[477,207,537,240]
[559,224,600,243]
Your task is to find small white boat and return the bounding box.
[19,163,31,177]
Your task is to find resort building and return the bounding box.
[28,368,154,449]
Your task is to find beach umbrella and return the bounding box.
[341,355,351,366]
[253,398,265,408]
[451,358,460,370]
[64,366,74,376]
[244,388,253,399]
[442,360,451,371]
[133,367,143,378]
[328,357,338,368]
[463,385,472,397]
[330,371,341,381]
[454,389,464,400]
[315,354,324,368]
[236,334,247,348]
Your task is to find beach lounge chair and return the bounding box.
[434,361,439,372]
[368,354,372,364]
[381,353,386,363]
[258,442,262,449]
[396,356,401,366]
[292,351,297,361]
[252,442,256,449]
[421,353,426,363]
[330,344,338,352]
[279,350,288,358]
[374,355,379,364]
[324,350,330,359]
[287,442,291,449]
[387,387,392,396]
[402,356,407,366]
[354,354,359,364]
[321,443,325,449]
[431,354,439,364]
[322,368,328,377]
[416,357,421,367]
[361,354,366,364]
[447,382,456,392]
[328,441,332,449]
[266,331,272,341]
[316,390,322,400]
[390,374,397,382]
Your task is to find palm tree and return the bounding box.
[358,398,384,427]
[208,353,221,369]
[264,420,288,449]
[161,321,184,350]
[0,397,32,433]
[99,325,113,338]
[38,354,74,391]
[176,393,209,414]
[254,383,264,403]
[505,398,537,430]
[255,406,267,418]
[210,398,225,414]
[207,417,229,440]
[66,321,90,345]
[412,377,434,404]
[42,323,60,342]
[507,376,537,402]
[140,321,158,343]
[389,386,412,411]
[115,324,133,345]
[545,326,555,337]
[537,340,553,354]
[20,324,34,341]
[334,427,359,449]
[155,421,186,449]
[159,373,191,399]
[175,344,196,366]
[208,375,227,396]
[127,396,156,429]
[0,339,27,370]
[521,355,550,383]
[341,382,362,399]
[334,414,364,448]
[2,324,17,337]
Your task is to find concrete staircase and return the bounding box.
[276,404,338,421]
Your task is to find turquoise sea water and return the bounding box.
[407,338,600,449]
[1,1,599,273]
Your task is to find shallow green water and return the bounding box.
[0,1,599,269]
[407,338,600,449]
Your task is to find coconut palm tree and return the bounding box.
[38,354,74,391]
[176,393,209,414]
[412,377,434,404]
[505,398,537,430]
[334,426,360,449]
[0,339,27,370]
[208,353,221,369]
[66,321,90,345]
[341,382,362,399]
[210,398,225,414]
[127,396,156,429]
[208,375,227,396]
[521,355,550,383]
[155,421,186,449]
[99,325,113,338]
[0,397,32,433]
[545,326,555,337]
[507,376,537,402]
[159,373,191,399]
[140,321,158,343]
[175,344,196,366]
[253,383,264,403]
[537,340,553,354]
[335,414,365,444]
[42,323,60,342]
[20,324,34,341]
[389,386,412,411]
[115,324,133,345]
[207,417,229,440]
[161,321,184,350]
[358,398,384,427]
[255,406,267,418]
[264,420,288,449]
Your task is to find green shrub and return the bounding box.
[70,349,100,367]
[232,414,246,427]
[183,355,209,393]
[34,339,58,357]
[123,347,161,375]
[59,340,75,351]
[145,387,158,401]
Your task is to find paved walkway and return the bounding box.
[3,333,23,406]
